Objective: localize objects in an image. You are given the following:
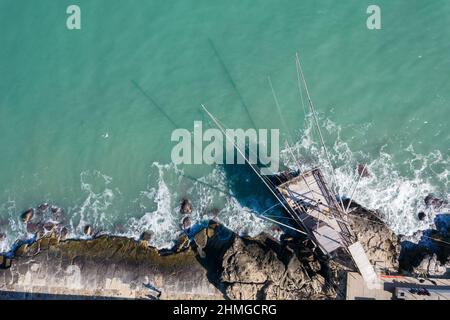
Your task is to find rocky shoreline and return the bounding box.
[0,202,449,300]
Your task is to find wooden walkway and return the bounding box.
[275,168,356,255]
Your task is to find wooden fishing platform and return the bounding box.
[273,168,356,255]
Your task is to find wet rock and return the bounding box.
[180,199,193,214]
[113,223,127,234]
[210,208,220,218]
[357,164,370,178]
[37,203,49,212]
[21,209,34,223]
[0,232,5,241]
[50,206,63,221]
[424,194,445,209]
[181,216,191,230]
[193,228,208,258]
[83,225,93,236]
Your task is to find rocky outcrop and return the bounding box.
[220,236,330,300]
[399,214,450,277]
[347,205,401,272]
[189,221,335,300]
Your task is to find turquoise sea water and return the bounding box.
[0,0,449,250]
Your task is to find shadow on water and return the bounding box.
[131,57,300,239]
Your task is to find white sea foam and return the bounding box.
[67,170,117,238]
[282,115,449,238]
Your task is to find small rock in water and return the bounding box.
[140,231,152,242]
[44,222,55,232]
[418,212,426,221]
[210,208,220,218]
[37,203,49,212]
[21,209,34,223]
[113,223,127,234]
[181,216,191,230]
[180,199,193,214]
[357,164,370,178]
[50,206,63,220]
[83,225,93,236]
[424,194,445,209]
[0,232,5,241]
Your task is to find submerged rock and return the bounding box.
[37,203,49,212]
[180,199,193,214]
[139,231,152,242]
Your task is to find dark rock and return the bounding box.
[37,203,49,212]
[418,212,426,221]
[180,199,193,214]
[210,208,220,218]
[0,232,5,241]
[21,209,34,223]
[424,194,445,209]
[357,164,370,178]
[83,225,93,236]
[181,216,191,230]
